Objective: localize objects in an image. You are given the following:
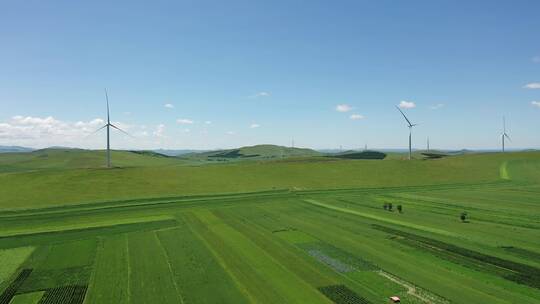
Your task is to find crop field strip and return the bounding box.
[127,231,183,304]
[37,285,87,304]
[84,235,129,304]
[0,219,178,250]
[372,224,540,289]
[318,285,371,304]
[0,269,32,304]
[155,221,249,304]
[0,246,34,285]
[9,291,45,304]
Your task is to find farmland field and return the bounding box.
[0,150,539,303]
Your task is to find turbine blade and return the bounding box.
[84,125,107,138]
[110,124,133,138]
[395,106,413,127]
[504,133,511,141]
[105,88,111,124]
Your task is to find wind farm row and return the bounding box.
[94,90,514,167]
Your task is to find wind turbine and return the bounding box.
[91,89,131,168]
[501,116,511,152]
[395,106,418,160]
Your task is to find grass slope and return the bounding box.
[182,144,321,161]
[3,150,539,210]
[0,148,182,173]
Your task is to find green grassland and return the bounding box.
[0,150,539,303]
[0,149,533,210]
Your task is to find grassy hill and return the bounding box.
[181,144,321,162]
[0,148,183,173]
[1,148,539,210]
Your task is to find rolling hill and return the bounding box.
[1,147,539,210]
[181,144,322,161]
[0,148,183,173]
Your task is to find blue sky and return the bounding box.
[0,0,539,150]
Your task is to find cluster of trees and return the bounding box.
[383,203,402,213]
[382,203,469,223]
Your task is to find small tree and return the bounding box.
[388,203,393,211]
[397,205,403,213]
[383,203,388,211]
[460,212,468,222]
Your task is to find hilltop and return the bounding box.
[181,144,322,161]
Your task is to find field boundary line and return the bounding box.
[82,236,102,304]
[125,234,131,304]
[154,231,185,304]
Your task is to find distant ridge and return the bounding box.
[329,150,387,160]
[181,144,321,161]
[0,146,34,153]
[152,149,210,157]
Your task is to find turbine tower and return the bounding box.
[501,116,511,152]
[92,89,131,168]
[427,137,430,152]
[395,106,418,160]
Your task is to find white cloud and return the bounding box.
[533,56,540,63]
[250,123,260,128]
[350,114,364,120]
[226,131,235,135]
[430,103,444,110]
[523,83,540,89]
[398,100,416,109]
[0,115,107,144]
[532,101,540,108]
[336,104,353,112]
[176,118,194,124]
[164,103,174,109]
[153,124,166,138]
[0,115,181,149]
[249,92,271,98]
[204,121,212,125]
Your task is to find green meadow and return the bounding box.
[0,149,539,303]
